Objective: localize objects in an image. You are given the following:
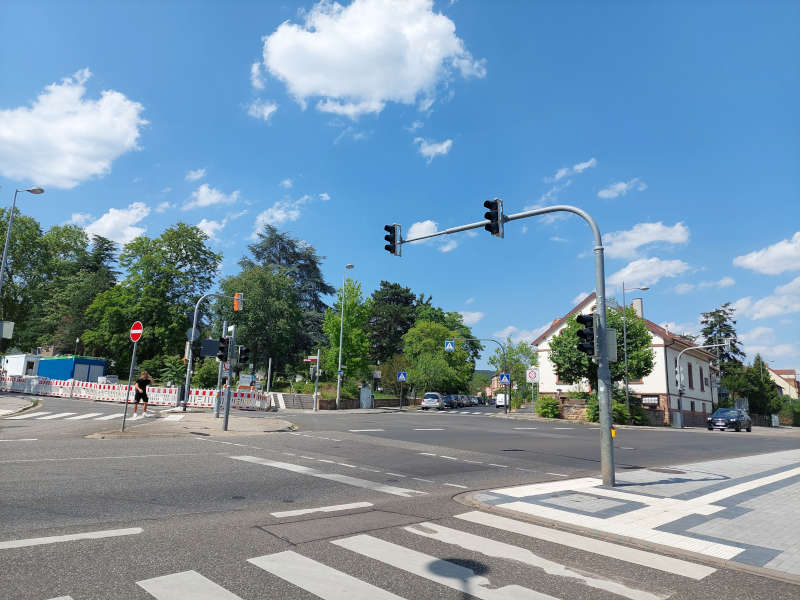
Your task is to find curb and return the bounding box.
[87,417,297,440]
[0,397,36,417]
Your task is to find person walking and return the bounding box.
[132,370,153,418]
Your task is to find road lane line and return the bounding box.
[300,455,317,460]
[513,427,537,430]
[95,413,123,420]
[418,452,437,456]
[270,502,374,518]
[336,462,358,468]
[349,429,384,432]
[0,527,142,550]
[546,472,568,477]
[65,413,103,420]
[443,483,468,489]
[405,522,663,600]
[488,464,509,468]
[0,438,37,442]
[463,459,483,464]
[385,472,407,478]
[0,452,218,464]
[249,550,404,599]
[412,477,434,483]
[138,570,244,599]
[332,534,560,600]
[414,428,444,431]
[553,427,574,430]
[231,455,426,498]
[440,455,458,460]
[6,411,51,419]
[456,512,715,580]
[37,412,77,420]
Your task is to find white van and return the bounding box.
[495,393,507,408]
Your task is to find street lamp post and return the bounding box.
[335,264,354,410]
[74,337,80,355]
[621,282,649,421]
[0,187,44,307]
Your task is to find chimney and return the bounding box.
[632,297,643,318]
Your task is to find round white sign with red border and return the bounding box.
[526,367,539,383]
[130,321,143,343]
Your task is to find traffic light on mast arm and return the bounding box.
[483,198,504,238]
[216,337,230,360]
[383,223,401,256]
[576,313,597,357]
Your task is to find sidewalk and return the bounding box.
[466,448,800,581]
[0,394,34,417]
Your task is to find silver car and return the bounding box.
[421,392,444,410]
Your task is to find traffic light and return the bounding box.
[233,292,243,311]
[238,345,250,364]
[483,198,504,238]
[576,313,596,357]
[383,223,401,256]
[216,337,229,360]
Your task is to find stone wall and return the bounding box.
[561,402,588,421]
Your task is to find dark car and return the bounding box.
[707,408,752,432]
[442,394,457,409]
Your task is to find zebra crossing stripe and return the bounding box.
[137,570,244,599]
[249,550,405,599]
[404,522,661,600]
[46,597,74,599]
[332,534,561,600]
[37,413,77,420]
[95,413,124,420]
[6,411,51,419]
[65,413,103,420]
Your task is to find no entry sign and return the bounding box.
[130,321,143,343]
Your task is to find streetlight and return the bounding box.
[335,263,354,410]
[74,337,80,355]
[759,359,775,379]
[0,187,44,306]
[621,282,649,421]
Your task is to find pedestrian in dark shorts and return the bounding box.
[132,370,153,418]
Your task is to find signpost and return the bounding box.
[397,371,407,410]
[498,373,511,385]
[526,366,539,414]
[444,340,455,352]
[121,321,143,431]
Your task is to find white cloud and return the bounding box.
[406,120,424,132]
[739,327,797,358]
[733,232,800,275]
[67,212,93,226]
[319,192,331,201]
[734,276,800,320]
[493,323,549,344]
[439,239,458,253]
[155,201,173,213]
[185,168,206,182]
[521,225,529,234]
[571,291,590,305]
[604,222,689,259]
[84,202,150,245]
[184,183,240,210]
[659,320,702,339]
[675,283,695,295]
[160,186,172,194]
[280,178,293,189]
[0,68,146,189]
[459,311,484,326]
[250,61,266,90]
[197,218,227,240]
[739,326,775,345]
[251,194,312,237]
[414,137,453,162]
[407,219,438,241]
[608,257,691,287]
[525,180,573,223]
[549,157,597,182]
[247,99,278,121]
[260,0,486,119]
[598,178,647,199]
[674,276,735,295]
[550,236,567,242]
[465,297,474,305]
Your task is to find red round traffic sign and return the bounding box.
[130,321,143,343]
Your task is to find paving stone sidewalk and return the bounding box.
[474,448,800,579]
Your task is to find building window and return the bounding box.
[688,363,694,389]
[699,366,705,392]
[690,400,696,412]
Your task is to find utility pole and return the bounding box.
[313,348,320,411]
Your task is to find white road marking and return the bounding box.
[300,455,316,460]
[443,483,468,489]
[231,455,426,498]
[65,413,103,420]
[440,455,458,460]
[0,452,217,464]
[270,502,373,518]
[406,522,665,600]
[336,462,358,468]
[138,570,244,599]
[545,473,568,477]
[95,413,123,420]
[463,459,484,464]
[488,464,509,468]
[163,414,184,421]
[249,550,404,599]
[414,428,444,431]
[412,477,434,483]
[0,527,142,550]
[553,427,573,430]
[456,511,716,580]
[513,427,537,430]
[0,438,37,442]
[6,411,51,419]
[332,534,560,600]
[349,429,384,432]
[37,412,77,420]
[47,596,74,600]
[418,452,437,456]
[385,472,407,478]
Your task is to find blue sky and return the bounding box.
[1,0,798,370]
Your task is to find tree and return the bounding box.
[192,358,220,389]
[367,281,416,363]
[488,338,538,397]
[700,303,745,379]
[322,279,371,384]
[413,295,482,362]
[403,320,473,394]
[549,306,654,386]
[724,355,782,414]
[378,353,410,398]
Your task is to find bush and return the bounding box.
[612,402,630,425]
[586,398,599,422]
[585,397,637,425]
[192,358,219,388]
[536,397,561,418]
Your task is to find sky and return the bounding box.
[1,0,798,370]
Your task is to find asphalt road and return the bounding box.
[2,395,798,599]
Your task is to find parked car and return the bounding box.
[421,392,444,410]
[495,393,507,408]
[707,408,752,432]
[470,395,479,406]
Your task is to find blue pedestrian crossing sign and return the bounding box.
[397,371,407,382]
[444,340,455,352]
[499,373,511,385]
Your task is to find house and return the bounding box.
[770,368,799,400]
[531,293,718,426]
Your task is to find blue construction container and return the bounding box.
[37,356,107,382]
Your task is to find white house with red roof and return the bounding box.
[769,368,799,400]
[531,293,718,426]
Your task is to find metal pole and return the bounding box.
[182,295,204,411]
[223,324,236,431]
[121,341,138,431]
[622,282,630,421]
[266,357,272,393]
[215,320,227,418]
[0,190,19,309]
[335,268,347,410]
[313,348,320,411]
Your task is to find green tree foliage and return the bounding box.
[488,338,538,397]
[469,372,490,395]
[367,281,416,363]
[722,355,782,414]
[160,355,187,385]
[549,307,654,386]
[700,302,744,379]
[192,358,220,388]
[378,353,410,397]
[536,397,560,418]
[403,320,473,394]
[414,294,482,363]
[322,279,371,382]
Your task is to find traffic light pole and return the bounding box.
[397,204,616,486]
[223,324,236,431]
[214,320,227,418]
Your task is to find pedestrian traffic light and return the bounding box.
[483,198,504,238]
[576,313,596,357]
[238,345,250,364]
[216,337,229,360]
[383,223,401,256]
[233,292,243,311]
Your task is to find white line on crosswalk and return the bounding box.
[0,438,37,442]
[46,596,74,600]
[333,534,560,600]
[349,429,384,432]
[271,501,373,518]
[6,411,51,419]
[0,527,142,550]
[95,413,124,420]
[414,428,444,430]
[250,550,404,599]
[455,511,715,580]
[443,483,468,489]
[65,413,103,420]
[138,570,244,599]
[514,427,538,430]
[37,412,77,420]
[404,522,662,600]
[231,455,427,498]
[162,414,184,421]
